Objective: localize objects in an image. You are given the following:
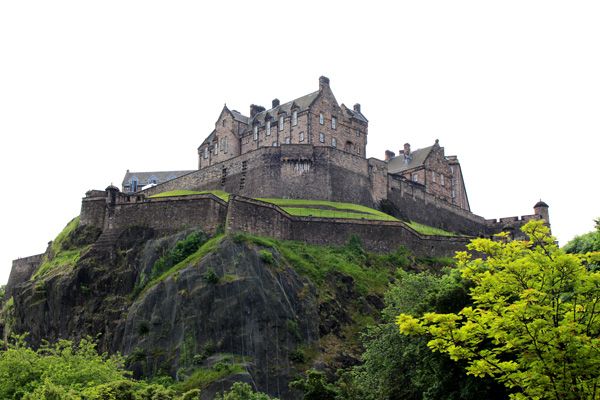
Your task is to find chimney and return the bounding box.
[272,98,280,108]
[384,150,395,161]
[403,143,411,156]
[353,103,361,113]
[319,76,330,90]
[250,104,265,118]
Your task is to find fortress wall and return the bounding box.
[105,195,227,235]
[388,177,489,236]
[226,196,469,257]
[80,195,106,229]
[6,254,44,299]
[142,145,375,206]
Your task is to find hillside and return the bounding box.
[1,217,449,399]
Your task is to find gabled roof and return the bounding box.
[122,170,194,187]
[387,145,435,174]
[199,130,216,148]
[250,90,320,126]
[343,104,368,123]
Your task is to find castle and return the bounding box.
[120,76,547,238]
[9,76,551,288]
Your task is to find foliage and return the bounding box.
[32,217,89,279]
[150,231,209,282]
[150,190,230,202]
[134,234,224,298]
[397,220,600,400]
[258,249,274,264]
[215,382,277,400]
[290,369,338,400]
[340,269,505,400]
[172,362,244,393]
[563,217,600,270]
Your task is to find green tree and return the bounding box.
[397,220,600,400]
[564,217,600,271]
[340,269,505,400]
[290,369,338,400]
[216,382,277,400]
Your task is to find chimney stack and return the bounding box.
[272,98,280,108]
[384,150,395,161]
[319,76,330,91]
[403,143,411,156]
[250,104,266,118]
[353,103,361,113]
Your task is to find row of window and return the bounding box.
[252,111,299,140]
[412,171,448,186]
[319,113,337,129]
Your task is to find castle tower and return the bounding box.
[533,200,550,225]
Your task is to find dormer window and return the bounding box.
[279,115,284,131]
[148,176,157,185]
[319,113,324,125]
[292,110,298,126]
[332,117,337,129]
[253,125,258,140]
[266,121,271,136]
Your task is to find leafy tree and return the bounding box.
[397,220,600,400]
[290,369,338,400]
[216,382,277,400]
[339,269,505,400]
[564,217,600,270]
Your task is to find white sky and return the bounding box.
[1,1,599,284]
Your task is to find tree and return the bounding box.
[289,369,338,400]
[397,220,600,400]
[563,217,600,271]
[216,382,277,400]
[339,269,505,400]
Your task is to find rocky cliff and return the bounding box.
[2,219,399,399]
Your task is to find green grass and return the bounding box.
[406,221,459,237]
[172,362,245,392]
[150,190,230,202]
[258,198,399,222]
[234,233,408,296]
[32,217,86,279]
[136,234,225,297]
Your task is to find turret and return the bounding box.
[106,184,120,206]
[533,200,550,225]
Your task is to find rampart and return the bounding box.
[5,254,43,299]
[81,189,470,258]
[141,145,377,207]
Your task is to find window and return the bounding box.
[266,122,271,136]
[441,175,445,186]
[148,176,157,185]
[432,171,436,183]
[332,137,337,148]
[285,137,291,144]
[332,117,337,129]
[214,142,219,154]
[412,173,418,183]
[253,125,258,141]
[356,129,360,137]
[319,113,324,125]
[319,132,325,143]
[204,147,208,159]
[272,141,278,146]
[222,119,225,127]
[279,115,284,131]
[292,110,298,126]
[299,132,304,142]
[223,137,228,153]
[131,177,138,192]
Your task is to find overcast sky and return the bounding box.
[1,1,599,284]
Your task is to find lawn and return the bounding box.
[150,190,230,202]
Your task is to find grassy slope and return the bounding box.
[150,190,230,202]
[32,217,89,279]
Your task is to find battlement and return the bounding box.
[485,214,541,225]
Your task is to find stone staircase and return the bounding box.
[92,229,123,251]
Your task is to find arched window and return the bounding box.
[148,176,158,185]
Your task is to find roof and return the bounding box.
[387,145,435,174]
[122,170,194,187]
[534,200,549,208]
[345,106,368,123]
[250,90,320,126]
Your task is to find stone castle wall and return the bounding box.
[5,254,43,299]
[143,145,375,207]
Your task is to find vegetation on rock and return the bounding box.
[397,220,600,400]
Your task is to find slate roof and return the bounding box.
[345,106,368,123]
[387,145,435,174]
[122,170,194,188]
[249,90,320,126]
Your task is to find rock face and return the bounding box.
[6,226,353,399]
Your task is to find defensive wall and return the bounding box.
[137,144,540,238]
[5,254,43,299]
[79,189,470,257]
